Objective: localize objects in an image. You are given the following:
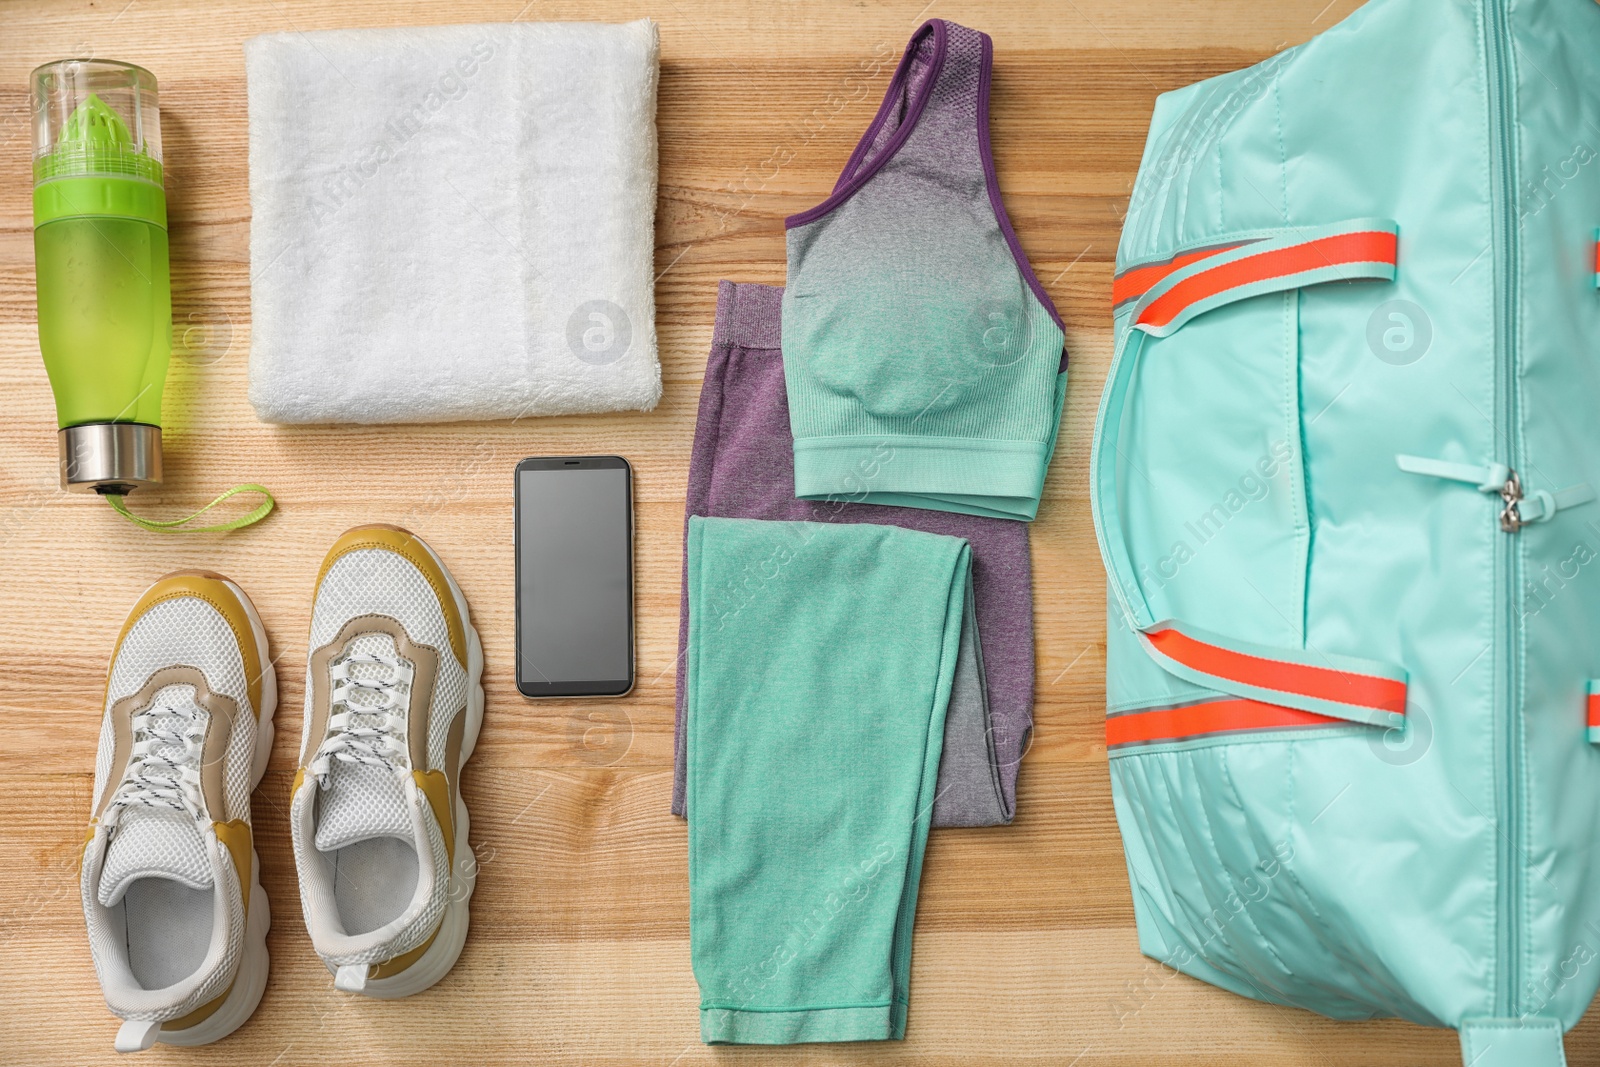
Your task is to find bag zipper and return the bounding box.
[1483,0,1524,1019]
[1499,469,1525,533]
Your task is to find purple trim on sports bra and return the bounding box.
[976,33,1067,341]
[784,19,948,229]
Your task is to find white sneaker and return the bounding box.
[82,571,276,1053]
[290,525,483,998]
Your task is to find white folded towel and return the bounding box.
[245,20,661,424]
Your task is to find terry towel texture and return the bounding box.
[672,280,1033,828]
[686,516,968,1044]
[245,20,661,424]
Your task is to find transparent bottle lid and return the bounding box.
[31,59,162,185]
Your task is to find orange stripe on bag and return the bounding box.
[1145,627,1408,714]
[1112,244,1247,307]
[1136,229,1400,330]
[1105,698,1345,747]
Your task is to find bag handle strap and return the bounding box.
[1125,217,1398,337]
[1096,217,1401,625]
[1092,218,1407,727]
[1136,620,1406,728]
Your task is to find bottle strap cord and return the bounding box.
[104,483,275,533]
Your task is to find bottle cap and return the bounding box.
[31,59,165,227]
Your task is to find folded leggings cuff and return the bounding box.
[700,1002,907,1045]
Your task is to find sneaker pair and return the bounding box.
[80,525,484,1052]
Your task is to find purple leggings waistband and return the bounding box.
[711,280,783,349]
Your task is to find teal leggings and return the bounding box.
[685,516,971,1044]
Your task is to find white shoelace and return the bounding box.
[106,700,207,828]
[310,651,414,784]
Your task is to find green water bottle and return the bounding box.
[31,58,170,494]
[29,61,269,531]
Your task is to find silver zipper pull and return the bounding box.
[1499,469,1523,532]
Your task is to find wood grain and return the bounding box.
[1,1,1591,1064]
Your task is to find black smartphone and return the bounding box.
[514,456,634,697]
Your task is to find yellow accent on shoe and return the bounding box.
[414,769,455,863]
[313,525,467,667]
[367,926,440,981]
[363,772,456,983]
[105,571,266,718]
[159,979,234,1033]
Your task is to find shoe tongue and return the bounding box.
[99,684,215,907]
[98,808,212,906]
[315,632,416,853]
[315,761,415,851]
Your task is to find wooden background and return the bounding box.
[1,1,1590,1064]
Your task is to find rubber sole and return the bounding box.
[146,577,277,1048]
[325,532,484,999]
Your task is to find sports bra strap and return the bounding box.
[835,21,948,187]
[826,19,990,198]
[875,21,986,177]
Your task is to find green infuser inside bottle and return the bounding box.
[31,59,270,531]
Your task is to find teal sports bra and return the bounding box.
[781,19,1067,522]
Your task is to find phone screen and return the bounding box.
[515,457,633,696]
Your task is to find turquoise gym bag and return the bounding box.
[1093,0,1600,1061]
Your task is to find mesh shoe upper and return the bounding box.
[97,685,215,907]
[292,530,469,972]
[312,631,414,853]
[83,581,261,1024]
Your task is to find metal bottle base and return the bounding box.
[59,422,163,494]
